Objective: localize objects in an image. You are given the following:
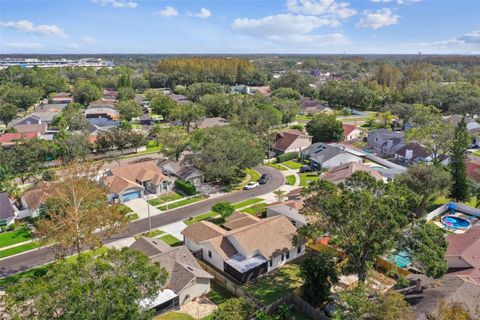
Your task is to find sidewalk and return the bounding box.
[0,239,36,251]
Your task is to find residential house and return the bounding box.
[299,99,333,115]
[36,103,68,113]
[89,99,116,109]
[321,162,385,184]
[9,112,58,127]
[182,215,304,283]
[445,225,480,284]
[231,84,251,94]
[0,193,16,227]
[190,117,230,130]
[130,237,213,312]
[266,201,306,228]
[223,212,261,230]
[394,142,449,165]
[103,160,173,202]
[273,129,312,155]
[250,86,272,96]
[103,89,118,100]
[158,159,204,187]
[51,92,73,104]
[342,124,364,141]
[0,132,40,147]
[405,274,480,320]
[85,107,120,127]
[20,183,51,218]
[467,161,480,184]
[13,123,47,134]
[300,143,363,170]
[367,129,405,155]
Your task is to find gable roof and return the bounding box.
[22,183,51,210]
[274,130,311,152]
[131,238,213,294]
[224,212,261,230]
[267,203,306,224]
[13,123,47,134]
[301,143,347,163]
[446,225,480,268]
[299,99,328,113]
[394,142,430,161]
[321,162,384,184]
[342,124,361,137]
[0,193,15,220]
[36,103,68,113]
[0,132,39,145]
[182,221,227,243]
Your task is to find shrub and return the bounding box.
[8,223,16,230]
[1,226,7,232]
[277,152,299,163]
[396,275,411,288]
[174,179,197,196]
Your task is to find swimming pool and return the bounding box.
[389,250,411,269]
[441,215,471,231]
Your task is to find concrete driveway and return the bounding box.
[124,198,162,219]
[160,221,188,240]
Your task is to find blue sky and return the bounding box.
[0,0,479,54]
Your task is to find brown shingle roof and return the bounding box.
[130,236,172,257]
[274,130,311,152]
[14,123,47,134]
[22,183,51,210]
[321,162,384,184]
[467,162,480,184]
[205,236,238,260]
[181,221,227,243]
[446,225,480,268]
[224,212,260,230]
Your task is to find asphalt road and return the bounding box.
[0,165,284,278]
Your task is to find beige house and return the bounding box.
[321,162,385,184]
[273,129,312,154]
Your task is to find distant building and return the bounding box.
[367,129,404,155]
[299,98,333,115]
[36,103,68,113]
[0,132,40,147]
[50,92,73,104]
[342,124,364,141]
[190,117,230,130]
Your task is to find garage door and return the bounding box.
[122,190,141,202]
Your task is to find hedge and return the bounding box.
[175,179,197,195]
[277,152,299,163]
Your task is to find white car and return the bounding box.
[243,182,259,190]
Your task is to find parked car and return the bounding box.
[258,174,269,185]
[300,165,314,173]
[244,182,259,190]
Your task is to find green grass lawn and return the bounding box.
[282,161,303,170]
[244,261,303,305]
[233,198,264,209]
[266,163,287,171]
[159,234,182,246]
[184,211,218,225]
[126,213,139,221]
[155,312,194,320]
[0,226,32,248]
[242,203,268,216]
[142,229,165,238]
[473,150,480,157]
[234,168,261,190]
[158,195,205,211]
[148,192,183,206]
[0,241,40,258]
[207,282,235,305]
[294,115,313,121]
[146,140,162,152]
[286,175,296,186]
[117,204,133,214]
[299,172,319,187]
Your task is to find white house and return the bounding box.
[342,124,364,141]
[300,143,363,170]
[266,201,306,228]
[182,214,304,283]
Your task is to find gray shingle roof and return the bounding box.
[130,236,172,257]
[0,192,15,220]
[300,143,343,164]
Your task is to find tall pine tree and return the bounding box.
[449,118,470,201]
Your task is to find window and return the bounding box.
[208,250,212,258]
[297,246,302,254]
[269,259,273,267]
[286,252,290,260]
[281,253,285,262]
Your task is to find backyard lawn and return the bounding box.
[282,161,303,170]
[0,226,32,248]
[159,234,182,246]
[232,198,264,210]
[244,260,303,305]
[207,282,235,305]
[286,175,297,186]
[0,241,40,258]
[299,173,319,187]
[148,192,183,206]
[158,195,205,211]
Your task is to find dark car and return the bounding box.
[300,165,314,173]
[258,173,269,185]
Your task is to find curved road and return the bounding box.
[0,165,284,278]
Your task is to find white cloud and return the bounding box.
[233,14,336,37]
[0,20,68,38]
[457,30,480,44]
[269,33,349,45]
[81,35,97,44]
[4,42,44,49]
[92,0,137,9]
[287,0,356,19]
[357,8,399,29]
[372,0,421,4]
[194,8,212,19]
[154,6,178,17]
[68,43,79,49]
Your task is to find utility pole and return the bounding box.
[146,193,152,234]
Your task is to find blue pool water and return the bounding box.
[390,251,411,269]
[441,216,471,230]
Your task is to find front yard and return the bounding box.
[266,163,287,171]
[158,234,182,246]
[148,192,183,206]
[158,195,205,211]
[0,241,40,259]
[244,260,303,305]
[0,226,32,248]
[282,160,303,170]
[299,172,319,187]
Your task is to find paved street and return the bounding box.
[0,166,284,278]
